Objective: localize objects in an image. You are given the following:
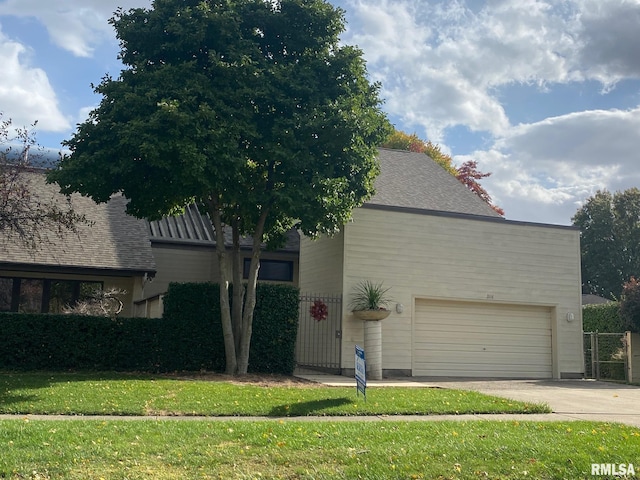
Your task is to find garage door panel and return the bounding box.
[413,332,551,347]
[413,300,552,378]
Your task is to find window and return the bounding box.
[0,277,103,313]
[243,259,294,282]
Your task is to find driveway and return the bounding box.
[425,378,640,427]
[296,372,640,427]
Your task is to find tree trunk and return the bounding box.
[236,208,269,374]
[208,201,237,375]
[231,216,244,355]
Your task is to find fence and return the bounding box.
[295,294,342,373]
[584,331,631,381]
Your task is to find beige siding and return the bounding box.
[147,245,299,299]
[299,231,345,294]
[340,208,583,377]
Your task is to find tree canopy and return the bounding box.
[572,188,640,299]
[48,0,391,374]
[381,129,504,215]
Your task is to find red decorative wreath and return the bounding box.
[310,299,328,321]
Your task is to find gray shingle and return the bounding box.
[0,171,156,273]
[369,148,502,217]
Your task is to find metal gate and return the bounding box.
[584,331,631,381]
[295,294,342,373]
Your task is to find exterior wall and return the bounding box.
[0,269,140,317]
[340,207,583,377]
[298,231,345,295]
[144,243,299,302]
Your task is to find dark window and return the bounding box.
[243,259,294,282]
[0,277,103,313]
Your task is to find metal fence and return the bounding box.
[295,294,342,373]
[584,331,630,381]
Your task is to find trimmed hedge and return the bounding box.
[582,303,625,333]
[0,282,300,374]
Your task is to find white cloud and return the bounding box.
[463,107,640,225]
[0,27,69,132]
[0,0,152,57]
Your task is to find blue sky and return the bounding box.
[0,0,638,226]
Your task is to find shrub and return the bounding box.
[0,282,300,374]
[582,302,625,332]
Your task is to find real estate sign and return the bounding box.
[355,345,366,399]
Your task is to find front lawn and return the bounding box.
[1,419,638,479]
[0,371,549,416]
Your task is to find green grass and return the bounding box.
[1,419,639,479]
[0,372,549,416]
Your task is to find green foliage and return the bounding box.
[349,280,393,311]
[48,0,391,239]
[0,283,299,374]
[582,303,625,333]
[573,188,640,298]
[619,277,640,333]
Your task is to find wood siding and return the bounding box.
[340,208,583,377]
[299,231,345,295]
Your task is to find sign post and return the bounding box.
[355,345,366,400]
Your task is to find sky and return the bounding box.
[0,0,638,226]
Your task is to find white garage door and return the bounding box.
[413,300,553,378]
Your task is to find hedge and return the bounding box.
[582,302,625,333]
[0,282,300,374]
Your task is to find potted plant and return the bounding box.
[349,280,393,321]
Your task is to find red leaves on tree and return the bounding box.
[455,160,505,216]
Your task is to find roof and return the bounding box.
[148,204,300,252]
[369,148,503,218]
[148,148,501,248]
[582,294,614,306]
[0,170,156,275]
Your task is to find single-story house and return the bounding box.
[0,170,156,317]
[297,148,584,379]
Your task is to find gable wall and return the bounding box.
[340,207,583,376]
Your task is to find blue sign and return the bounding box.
[355,345,366,399]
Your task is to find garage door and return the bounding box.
[413,300,553,378]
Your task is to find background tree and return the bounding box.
[572,188,640,299]
[382,129,504,215]
[48,0,391,375]
[619,277,640,332]
[0,114,85,248]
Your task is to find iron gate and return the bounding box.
[295,294,342,373]
[584,331,631,381]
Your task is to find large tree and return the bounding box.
[572,188,640,299]
[382,129,504,215]
[48,0,391,375]
[0,114,85,248]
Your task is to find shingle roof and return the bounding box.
[0,171,156,274]
[369,148,502,218]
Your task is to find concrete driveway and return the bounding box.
[425,378,640,427]
[296,372,640,427]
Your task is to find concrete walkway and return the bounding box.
[295,372,640,427]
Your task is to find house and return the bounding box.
[1,150,584,379]
[0,170,156,316]
[0,170,298,317]
[297,148,584,379]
